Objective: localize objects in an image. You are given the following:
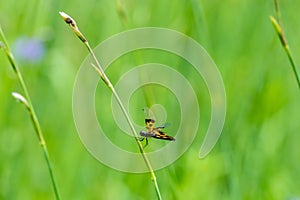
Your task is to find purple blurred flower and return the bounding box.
[13,36,45,63]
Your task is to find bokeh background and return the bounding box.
[1,0,300,199]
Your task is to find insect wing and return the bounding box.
[152,130,175,141]
[155,123,171,130]
[140,130,155,137]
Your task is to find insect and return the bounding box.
[139,108,175,147]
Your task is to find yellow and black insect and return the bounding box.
[140,109,175,146]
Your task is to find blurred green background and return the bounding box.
[1,0,300,199]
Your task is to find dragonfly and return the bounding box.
[139,108,175,147]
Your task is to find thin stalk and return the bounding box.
[270,0,300,89]
[0,27,60,200]
[59,12,162,200]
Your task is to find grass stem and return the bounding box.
[59,11,162,200]
[0,26,60,200]
[270,0,300,90]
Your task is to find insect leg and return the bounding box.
[143,138,149,148]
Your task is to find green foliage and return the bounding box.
[1,0,300,199]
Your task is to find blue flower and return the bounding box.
[13,36,45,64]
